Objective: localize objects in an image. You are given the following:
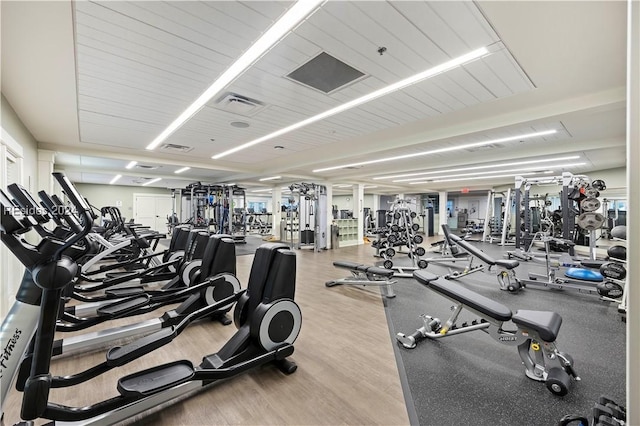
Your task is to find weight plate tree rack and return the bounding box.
[374,199,427,278]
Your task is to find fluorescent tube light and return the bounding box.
[142,178,162,186]
[251,188,273,193]
[431,172,539,183]
[109,174,122,185]
[212,46,489,160]
[334,184,352,188]
[314,129,557,173]
[125,161,138,169]
[374,155,580,180]
[403,163,586,183]
[146,1,323,151]
[259,176,281,181]
[364,185,378,189]
[175,167,191,174]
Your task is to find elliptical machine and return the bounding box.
[1,173,302,425]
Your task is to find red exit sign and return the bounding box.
[461,188,470,193]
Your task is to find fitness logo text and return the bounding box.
[498,336,517,342]
[0,328,22,379]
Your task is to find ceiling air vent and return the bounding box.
[215,93,266,117]
[135,164,159,170]
[160,143,193,153]
[287,52,366,94]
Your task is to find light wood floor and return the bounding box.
[2,243,410,425]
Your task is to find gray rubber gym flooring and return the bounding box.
[381,241,626,426]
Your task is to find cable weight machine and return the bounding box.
[287,183,327,251]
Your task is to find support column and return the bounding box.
[37,150,56,193]
[627,0,639,422]
[271,187,282,239]
[354,184,364,244]
[438,191,447,235]
[325,184,334,248]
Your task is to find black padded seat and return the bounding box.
[511,310,562,342]
[581,260,606,269]
[355,264,370,273]
[413,270,439,284]
[363,266,394,278]
[417,272,513,322]
[449,233,497,266]
[333,261,362,270]
[494,259,520,270]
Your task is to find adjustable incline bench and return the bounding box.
[326,261,396,298]
[397,270,579,396]
[445,230,522,292]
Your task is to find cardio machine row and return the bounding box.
[0,172,302,425]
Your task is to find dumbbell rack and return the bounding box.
[373,200,428,278]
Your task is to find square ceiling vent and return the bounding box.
[287,52,366,94]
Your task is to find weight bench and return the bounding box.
[423,225,484,279]
[326,261,396,298]
[397,270,579,396]
[446,231,522,291]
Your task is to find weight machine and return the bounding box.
[180,183,246,243]
[287,183,327,251]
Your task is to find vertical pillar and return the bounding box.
[37,149,56,193]
[438,191,447,235]
[271,186,282,239]
[354,184,364,244]
[627,0,639,422]
[325,184,334,248]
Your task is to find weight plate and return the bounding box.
[411,223,420,232]
[585,188,600,198]
[580,197,601,212]
[591,179,607,191]
[383,260,393,270]
[417,260,428,269]
[410,211,417,219]
[387,234,397,243]
[385,247,396,258]
[391,224,400,232]
[576,212,605,230]
[413,235,424,244]
[415,247,426,257]
[393,212,401,219]
[600,262,626,280]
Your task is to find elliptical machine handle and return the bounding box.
[51,173,94,260]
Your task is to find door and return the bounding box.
[133,194,173,233]
[1,132,25,317]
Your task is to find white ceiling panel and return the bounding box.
[2,0,625,194]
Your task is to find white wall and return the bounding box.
[332,194,374,212]
[1,94,38,191]
[73,183,172,221]
[1,93,39,316]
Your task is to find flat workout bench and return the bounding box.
[326,261,396,298]
[397,270,578,396]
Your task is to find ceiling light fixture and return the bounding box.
[334,184,352,188]
[402,162,586,183]
[109,174,122,185]
[251,188,273,193]
[146,0,324,151]
[125,161,138,169]
[430,172,540,183]
[313,129,557,173]
[259,176,281,181]
[142,178,162,186]
[174,167,191,174]
[212,46,490,160]
[374,155,580,180]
